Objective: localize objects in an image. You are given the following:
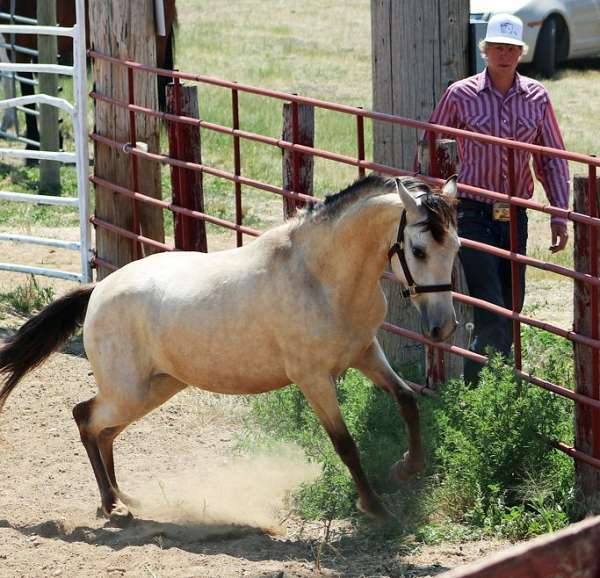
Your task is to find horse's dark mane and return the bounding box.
[304,174,395,221]
[303,175,456,243]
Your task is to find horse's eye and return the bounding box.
[412,246,426,260]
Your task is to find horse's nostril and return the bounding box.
[431,326,441,340]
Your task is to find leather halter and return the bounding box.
[388,210,453,299]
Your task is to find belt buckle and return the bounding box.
[492,202,510,221]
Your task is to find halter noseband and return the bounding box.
[387,210,453,299]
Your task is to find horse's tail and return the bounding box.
[0,285,95,414]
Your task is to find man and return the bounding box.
[425,13,570,384]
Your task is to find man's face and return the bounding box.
[485,42,523,74]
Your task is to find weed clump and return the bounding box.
[1,275,55,316]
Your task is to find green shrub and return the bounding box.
[429,352,574,539]
[245,331,575,540]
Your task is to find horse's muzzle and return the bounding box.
[422,318,459,342]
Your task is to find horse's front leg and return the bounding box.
[353,338,425,483]
[297,375,392,521]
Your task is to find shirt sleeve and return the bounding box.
[532,98,570,226]
[429,88,459,129]
[414,88,458,173]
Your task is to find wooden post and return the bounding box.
[573,173,600,505]
[37,0,61,195]
[166,83,207,252]
[418,137,459,181]
[90,0,165,278]
[282,102,314,219]
[419,138,471,384]
[372,0,470,373]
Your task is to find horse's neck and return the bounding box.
[300,199,400,296]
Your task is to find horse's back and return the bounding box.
[83,240,308,392]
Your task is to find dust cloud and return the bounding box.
[126,444,320,537]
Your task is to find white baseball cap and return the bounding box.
[484,13,525,46]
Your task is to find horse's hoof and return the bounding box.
[108,503,134,528]
[389,452,425,483]
[98,500,134,527]
[356,496,395,523]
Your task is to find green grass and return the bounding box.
[3,1,597,254]
[0,275,55,315]
[176,1,372,104]
[0,163,81,227]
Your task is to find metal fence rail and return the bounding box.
[0,7,39,148]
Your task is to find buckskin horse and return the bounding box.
[0,0,177,148]
[0,174,459,524]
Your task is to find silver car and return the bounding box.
[471,0,600,76]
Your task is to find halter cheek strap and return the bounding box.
[388,210,453,299]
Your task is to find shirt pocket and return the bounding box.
[515,117,539,143]
[464,114,493,150]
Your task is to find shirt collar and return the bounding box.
[477,68,530,96]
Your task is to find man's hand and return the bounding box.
[550,222,568,253]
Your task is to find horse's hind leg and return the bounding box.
[72,398,131,525]
[76,374,187,521]
[353,339,425,482]
[96,375,186,507]
[297,375,392,521]
[97,424,131,503]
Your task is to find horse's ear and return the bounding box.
[395,178,420,217]
[442,175,458,198]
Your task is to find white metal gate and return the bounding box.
[0,0,91,283]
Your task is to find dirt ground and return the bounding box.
[0,233,515,578]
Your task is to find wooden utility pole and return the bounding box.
[573,174,600,504]
[90,0,164,278]
[371,0,470,371]
[38,0,61,194]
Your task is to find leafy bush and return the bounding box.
[429,353,573,539]
[245,330,575,540]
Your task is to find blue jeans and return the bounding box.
[457,199,528,385]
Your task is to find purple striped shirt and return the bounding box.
[427,70,570,225]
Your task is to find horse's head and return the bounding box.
[389,176,460,342]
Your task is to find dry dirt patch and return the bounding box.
[0,347,510,578]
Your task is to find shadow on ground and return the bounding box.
[519,57,600,78]
[0,516,451,577]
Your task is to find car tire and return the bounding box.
[533,17,557,78]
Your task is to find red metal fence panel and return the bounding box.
[87,50,600,478]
